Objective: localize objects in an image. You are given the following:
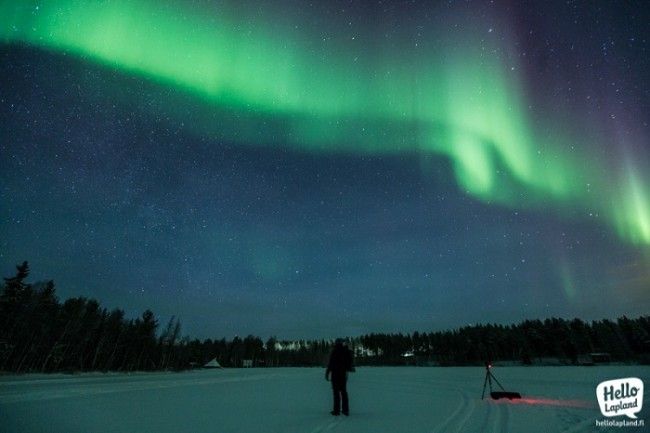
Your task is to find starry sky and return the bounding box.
[1,0,649,339]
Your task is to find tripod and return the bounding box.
[481,363,506,399]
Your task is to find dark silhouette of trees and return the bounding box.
[0,262,163,373]
[1,261,648,373]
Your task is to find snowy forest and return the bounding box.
[1,261,649,373]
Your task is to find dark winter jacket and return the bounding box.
[327,343,353,380]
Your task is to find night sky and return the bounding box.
[1,0,649,339]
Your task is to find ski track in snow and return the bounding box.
[558,411,590,433]
[309,418,342,433]
[430,388,475,433]
[486,398,511,433]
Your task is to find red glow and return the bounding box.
[492,396,593,409]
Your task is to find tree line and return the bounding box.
[1,261,648,373]
[355,316,650,366]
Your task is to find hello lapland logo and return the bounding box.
[597,377,644,419]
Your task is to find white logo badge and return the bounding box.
[596,377,643,419]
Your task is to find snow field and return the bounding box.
[1,366,648,433]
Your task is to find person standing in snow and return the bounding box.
[325,338,354,416]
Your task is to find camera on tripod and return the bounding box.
[481,361,521,400]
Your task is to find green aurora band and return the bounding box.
[2,0,649,245]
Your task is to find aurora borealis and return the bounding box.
[1,1,649,338]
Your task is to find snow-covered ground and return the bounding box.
[1,366,648,432]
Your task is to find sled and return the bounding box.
[490,391,522,400]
